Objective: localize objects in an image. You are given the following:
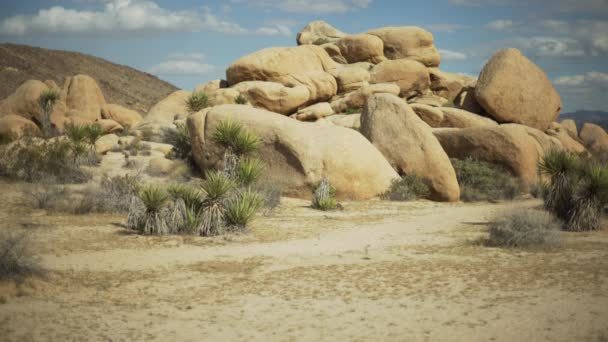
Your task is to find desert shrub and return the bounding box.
[197,171,235,236]
[567,164,608,231]
[64,123,87,144]
[186,92,209,113]
[0,231,44,282]
[38,89,60,137]
[344,107,361,115]
[538,149,580,221]
[451,158,521,202]
[235,95,248,105]
[225,188,263,227]
[24,184,69,210]
[84,123,103,146]
[167,183,204,212]
[530,181,549,199]
[255,182,282,214]
[211,120,259,156]
[200,171,236,200]
[73,174,140,214]
[127,185,171,235]
[236,158,265,186]
[311,178,337,211]
[383,174,430,201]
[0,138,91,184]
[487,208,561,248]
[165,123,192,161]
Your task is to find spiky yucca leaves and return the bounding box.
[64,123,87,144]
[167,184,204,211]
[186,92,209,113]
[236,158,265,186]
[311,178,337,211]
[197,171,236,236]
[538,149,580,221]
[38,89,60,136]
[567,165,608,231]
[132,185,171,235]
[84,123,103,146]
[211,119,260,156]
[200,171,236,201]
[225,188,263,228]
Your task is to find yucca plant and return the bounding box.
[538,149,580,221]
[236,158,265,186]
[225,188,263,228]
[38,89,60,137]
[167,183,204,211]
[64,122,87,144]
[311,178,337,211]
[186,92,209,113]
[132,185,170,235]
[84,123,103,146]
[567,164,608,231]
[197,171,235,236]
[211,119,260,156]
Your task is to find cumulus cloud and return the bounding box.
[514,36,585,58]
[231,0,372,14]
[425,24,467,33]
[255,24,292,36]
[485,19,514,30]
[555,72,608,87]
[539,20,608,56]
[149,53,215,76]
[0,0,293,35]
[450,0,608,11]
[439,49,467,61]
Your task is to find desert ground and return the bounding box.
[0,180,606,342]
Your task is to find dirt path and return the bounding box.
[1,188,607,342]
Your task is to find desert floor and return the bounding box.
[0,180,607,342]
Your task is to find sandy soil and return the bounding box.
[0,181,607,342]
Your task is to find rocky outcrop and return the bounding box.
[366,27,441,67]
[101,104,143,127]
[0,114,40,139]
[323,114,361,130]
[142,90,191,127]
[560,119,578,140]
[429,69,474,102]
[297,20,347,45]
[475,49,561,131]
[232,81,309,115]
[62,74,106,122]
[187,104,399,200]
[334,66,371,94]
[96,119,124,134]
[579,123,608,152]
[545,126,586,154]
[331,83,401,113]
[193,80,227,95]
[361,94,460,202]
[369,59,430,98]
[335,34,386,64]
[439,107,498,128]
[294,102,334,121]
[410,103,444,127]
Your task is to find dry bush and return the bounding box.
[487,208,561,248]
[451,158,521,202]
[311,179,337,211]
[0,231,44,282]
[382,174,430,201]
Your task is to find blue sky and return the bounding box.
[0,0,607,112]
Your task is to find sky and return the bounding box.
[0,0,607,113]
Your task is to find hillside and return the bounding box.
[560,110,608,131]
[0,43,178,114]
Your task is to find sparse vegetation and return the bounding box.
[38,89,60,137]
[0,231,44,282]
[236,158,265,187]
[225,188,264,227]
[344,107,360,115]
[166,122,192,161]
[383,174,430,201]
[311,178,338,211]
[74,174,141,214]
[212,119,260,156]
[186,92,209,113]
[451,158,521,202]
[538,149,579,221]
[235,94,248,105]
[128,185,170,235]
[486,208,561,248]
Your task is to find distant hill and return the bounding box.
[560,110,608,132]
[0,43,178,114]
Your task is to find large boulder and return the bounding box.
[143,90,191,126]
[323,114,361,130]
[560,119,578,140]
[454,86,484,114]
[0,115,41,139]
[366,27,441,67]
[331,83,401,113]
[297,20,347,45]
[232,81,309,115]
[369,59,430,98]
[546,127,586,154]
[187,105,398,200]
[410,103,444,127]
[429,69,474,101]
[62,75,106,122]
[0,80,49,120]
[360,94,460,202]
[439,107,498,128]
[335,34,386,64]
[101,104,143,127]
[226,45,338,104]
[504,124,563,157]
[433,125,540,188]
[335,66,371,94]
[208,88,240,107]
[294,102,334,121]
[193,79,227,94]
[96,119,124,134]
[475,48,561,130]
[579,123,608,152]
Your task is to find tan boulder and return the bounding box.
[232,81,309,115]
[429,69,474,101]
[579,123,608,152]
[411,103,444,127]
[321,43,348,64]
[331,83,401,113]
[297,20,347,45]
[366,27,441,67]
[433,125,540,188]
[62,75,106,122]
[454,86,484,114]
[360,94,460,202]
[335,34,386,64]
[370,59,430,98]
[193,80,227,94]
[546,127,586,154]
[95,134,119,154]
[409,94,448,107]
[323,114,361,130]
[187,104,398,200]
[560,119,578,139]
[101,104,143,127]
[147,157,176,176]
[96,119,124,134]
[0,80,48,120]
[439,107,498,128]
[294,102,334,121]
[0,114,40,139]
[143,90,191,126]
[335,67,371,94]
[475,49,561,130]
[208,88,239,107]
[503,124,563,157]
[226,45,338,104]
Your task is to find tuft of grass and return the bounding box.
[211,119,260,156]
[255,182,282,215]
[186,92,209,113]
[74,174,140,214]
[0,231,44,282]
[486,208,561,248]
[64,123,87,144]
[84,123,103,147]
[24,184,68,210]
[451,158,521,202]
[200,171,236,201]
[383,174,430,201]
[538,149,580,222]
[225,188,263,227]
[128,185,171,235]
[311,178,337,211]
[235,95,248,105]
[344,107,361,115]
[567,164,608,231]
[236,158,265,187]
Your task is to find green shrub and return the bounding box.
[200,171,236,200]
[64,123,88,144]
[451,158,521,202]
[235,95,248,105]
[567,164,608,231]
[311,178,337,211]
[383,174,430,201]
[538,149,580,221]
[225,188,263,227]
[84,123,103,146]
[38,89,60,137]
[211,119,259,156]
[487,208,561,248]
[236,158,265,186]
[0,231,44,282]
[344,107,361,115]
[165,123,192,161]
[197,171,235,236]
[128,185,171,235]
[167,183,204,211]
[186,92,209,113]
[530,181,549,199]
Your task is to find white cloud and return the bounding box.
[555,72,608,87]
[149,53,214,76]
[439,49,467,61]
[425,23,466,33]
[232,0,372,13]
[255,24,292,36]
[540,20,608,56]
[514,36,585,58]
[485,19,514,30]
